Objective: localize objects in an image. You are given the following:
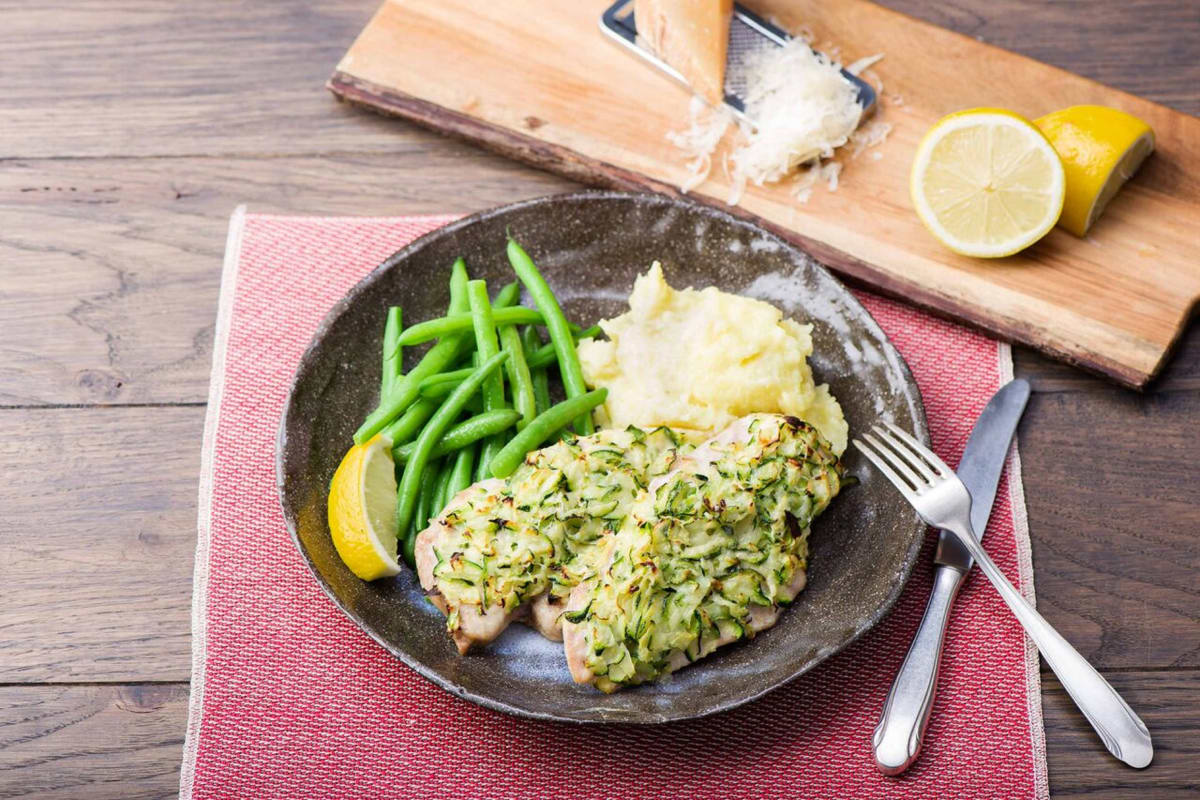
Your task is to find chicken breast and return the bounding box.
[415,427,690,652]
[561,414,841,692]
[415,480,518,654]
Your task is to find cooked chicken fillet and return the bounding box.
[415,427,690,652]
[415,480,520,654]
[564,565,805,685]
[561,414,841,692]
[418,414,841,683]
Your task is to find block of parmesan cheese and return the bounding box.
[635,0,733,106]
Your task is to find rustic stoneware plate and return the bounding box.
[277,191,928,723]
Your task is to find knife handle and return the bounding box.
[872,564,965,775]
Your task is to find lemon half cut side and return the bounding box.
[911,108,1066,258]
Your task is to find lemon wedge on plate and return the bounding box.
[1035,105,1155,237]
[910,108,1065,258]
[328,435,401,581]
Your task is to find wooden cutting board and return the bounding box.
[328,0,1200,389]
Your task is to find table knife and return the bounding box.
[872,378,1032,775]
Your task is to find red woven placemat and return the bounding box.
[181,209,1047,800]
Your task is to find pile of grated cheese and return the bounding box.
[667,35,888,204]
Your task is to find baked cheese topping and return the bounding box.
[566,414,843,691]
[430,426,692,632]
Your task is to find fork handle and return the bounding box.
[947,523,1154,768]
[873,564,965,774]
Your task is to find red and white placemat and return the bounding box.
[181,207,1047,799]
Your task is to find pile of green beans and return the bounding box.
[354,241,608,567]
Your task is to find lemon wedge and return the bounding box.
[328,435,401,581]
[911,108,1065,258]
[1035,105,1155,237]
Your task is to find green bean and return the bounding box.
[448,257,469,308]
[493,280,519,309]
[525,324,601,370]
[499,323,536,430]
[380,397,438,445]
[419,324,601,399]
[395,350,509,535]
[506,238,593,435]
[432,458,455,521]
[447,442,476,499]
[401,518,418,567]
[532,370,551,416]
[393,409,521,463]
[405,460,441,562]
[418,460,440,526]
[355,259,472,444]
[522,326,552,416]
[396,307,551,347]
[381,306,403,397]
[468,279,513,475]
[417,367,473,399]
[488,389,608,478]
[473,444,491,482]
[402,462,441,565]
[576,324,602,342]
[467,281,505,411]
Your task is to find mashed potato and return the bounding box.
[578,263,847,454]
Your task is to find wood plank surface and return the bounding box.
[330,0,1200,389]
[0,408,203,683]
[0,153,571,407]
[3,0,1194,160]
[0,685,188,800]
[1,0,1197,797]
[1016,391,1200,669]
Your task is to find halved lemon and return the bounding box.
[328,435,401,581]
[911,108,1065,258]
[1035,105,1155,237]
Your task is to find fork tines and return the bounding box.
[853,422,951,496]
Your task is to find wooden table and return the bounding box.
[0,2,1195,797]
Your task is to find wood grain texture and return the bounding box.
[1018,390,1200,669]
[0,408,203,683]
[1,0,1195,160]
[1014,326,1200,394]
[0,685,187,800]
[0,0,398,159]
[329,0,1200,389]
[1,0,1197,796]
[0,153,571,406]
[1,673,1194,799]
[882,0,1200,116]
[1039,670,1200,797]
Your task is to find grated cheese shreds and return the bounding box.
[791,161,843,204]
[848,119,893,159]
[725,38,865,204]
[844,53,884,76]
[665,96,733,192]
[665,34,889,204]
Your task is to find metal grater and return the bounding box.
[599,0,876,125]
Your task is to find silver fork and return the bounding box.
[854,422,1153,769]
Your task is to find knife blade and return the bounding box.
[934,378,1032,571]
[873,378,1031,775]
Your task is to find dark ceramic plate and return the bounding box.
[277,191,927,723]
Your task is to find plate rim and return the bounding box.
[275,189,929,723]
